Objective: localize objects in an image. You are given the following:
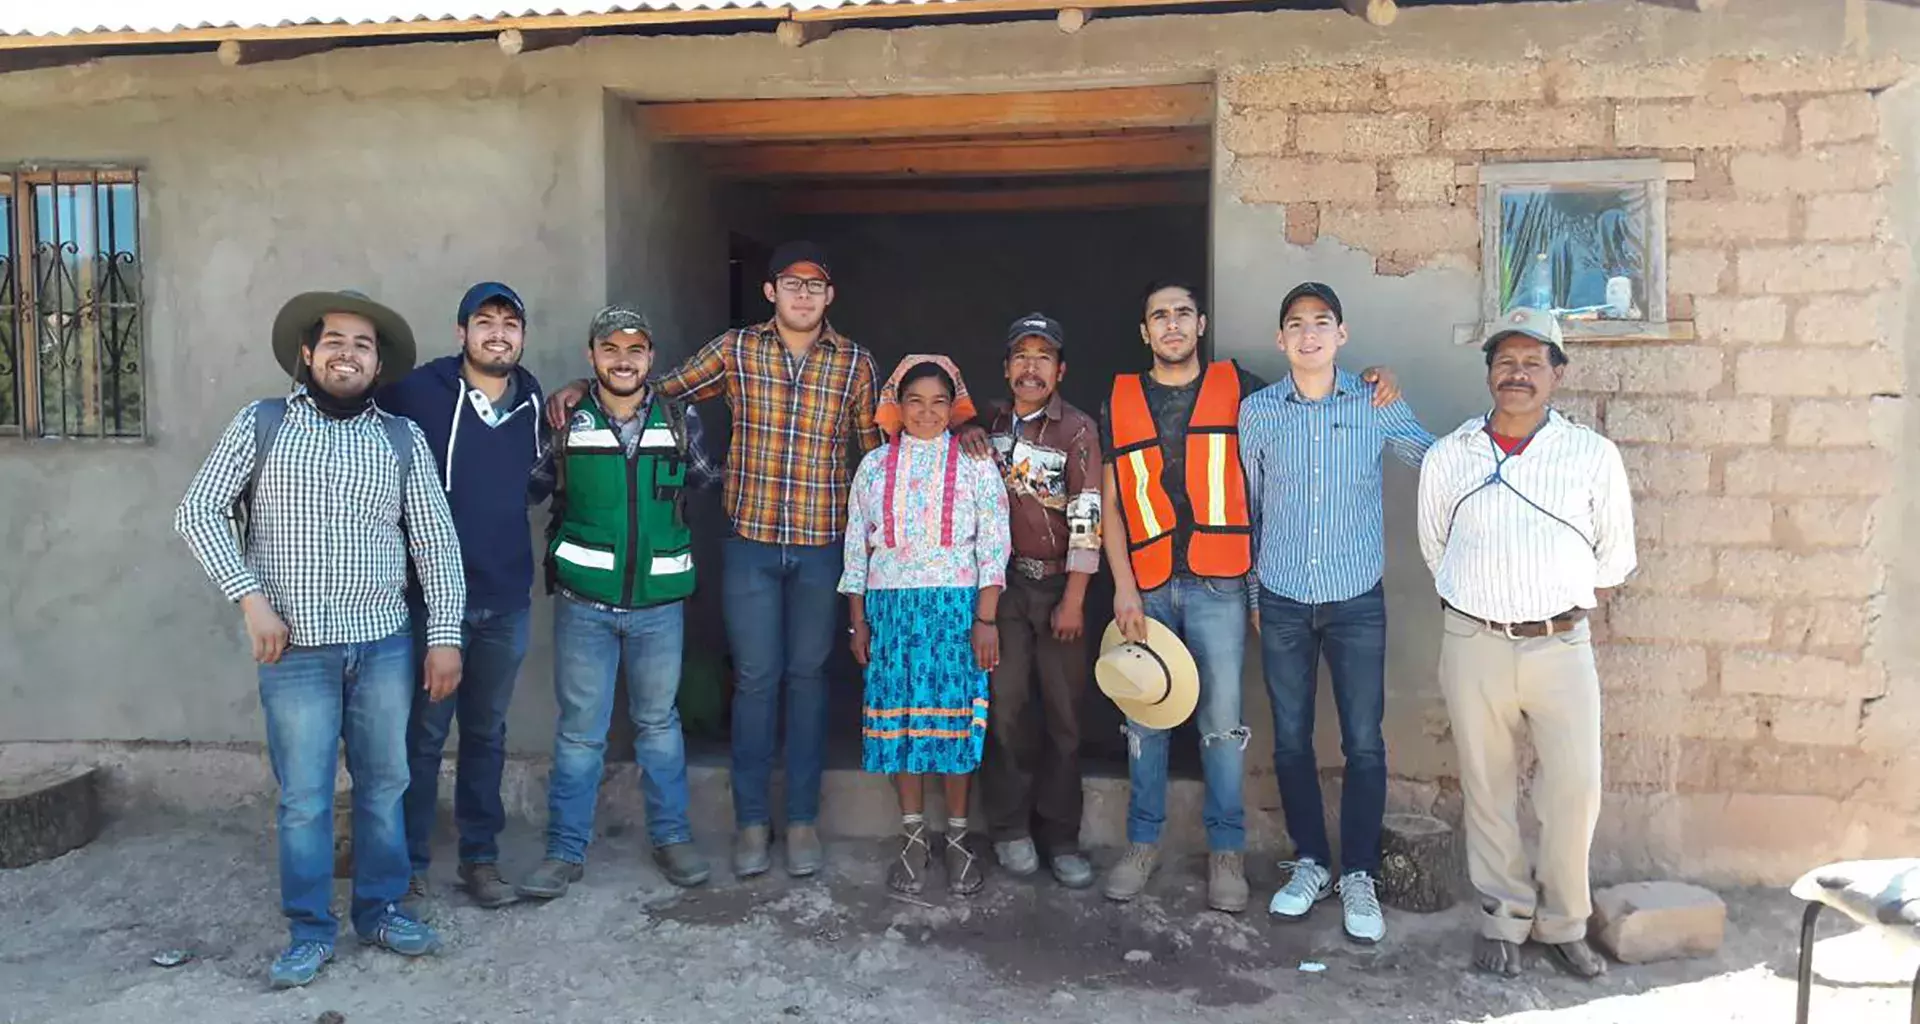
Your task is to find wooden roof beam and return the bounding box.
[643,84,1214,143]
[498,28,584,56]
[216,38,337,66]
[775,177,1208,215]
[1340,0,1397,27]
[703,130,1210,179]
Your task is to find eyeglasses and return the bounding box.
[776,276,830,296]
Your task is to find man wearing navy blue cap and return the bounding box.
[378,281,548,910]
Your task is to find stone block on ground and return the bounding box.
[1377,812,1458,913]
[1591,881,1727,963]
[0,764,103,868]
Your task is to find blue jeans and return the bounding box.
[1126,575,1249,851]
[723,537,841,828]
[403,605,529,874]
[546,595,693,859]
[1259,582,1388,875]
[257,631,413,944]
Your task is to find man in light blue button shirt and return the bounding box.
[1239,282,1433,945]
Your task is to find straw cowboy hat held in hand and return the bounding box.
[271,290,418,387]
[1096,617,1199,731]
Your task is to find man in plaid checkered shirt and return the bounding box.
[548,241,883,880]
[175,290,466,989]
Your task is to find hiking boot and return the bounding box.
[458,862,518,909]
[1103,842,1159,902]
[1545,938,1608,979]
[733,825,771,879]
[360,905,441,957]
[1338,871,1386,944]
[654,841,712,888]
[786,824,823,878]
[1268,859,1333,920]
[888,824,931,895]
[946,831,984,896]
[1051,852,1095,890]
[515,858,584,900]
[401,874,429,917]
[993,838,1039,877]
[268,940,333,989]
[1208,851,1249,913]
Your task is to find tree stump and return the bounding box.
[1376,812,1457,913]
[0,765,103,869]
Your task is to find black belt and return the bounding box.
[1443,601,1587,639]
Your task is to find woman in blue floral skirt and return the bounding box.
[840,355,1011,896]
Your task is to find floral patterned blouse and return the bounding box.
[838,432,1012,595]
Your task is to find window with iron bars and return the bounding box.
[0,168,145,439]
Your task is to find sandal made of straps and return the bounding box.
[945,830,983,896]
[888,824,930,895]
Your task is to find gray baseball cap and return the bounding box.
[1482,306,1566,355]
[589,304,653,344]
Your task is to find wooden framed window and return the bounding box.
[1,167,145,439]
[1471,159,1691,344]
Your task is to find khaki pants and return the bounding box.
[1438,607,1602,944]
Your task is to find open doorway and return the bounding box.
[627,85,1212,776]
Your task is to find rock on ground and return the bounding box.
[1592,881,1728,964]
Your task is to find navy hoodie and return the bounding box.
[378,355,546,613]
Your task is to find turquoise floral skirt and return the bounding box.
[861,586,988,775]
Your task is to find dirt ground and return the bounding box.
[3,812,1917,1024]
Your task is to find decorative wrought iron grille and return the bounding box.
[2,168,144,438]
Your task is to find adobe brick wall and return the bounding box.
[1220,55,1919,882]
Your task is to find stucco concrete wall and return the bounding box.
[3,0,1919,882]
[0,83,611,745]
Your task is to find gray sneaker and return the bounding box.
[1208,851,1249,913]
[458,862,519,909]
[733,825,772,878]
[994,838,1040,876]
[515,858,584,900]
[786,824,823,878]
[654,841,712,888]
[1103,842,1159,902]
[1051,852,1095,890]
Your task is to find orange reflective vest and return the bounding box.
[1108,361,1252,592]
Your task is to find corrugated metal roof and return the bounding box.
[0,1,930,39]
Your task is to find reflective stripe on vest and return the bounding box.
[1107,362,1251,591]
[1184,361,1252,578]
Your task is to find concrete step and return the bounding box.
[0,764,103,868]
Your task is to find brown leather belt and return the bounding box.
[1443,601,1587,639]
[1011,556,1068,580]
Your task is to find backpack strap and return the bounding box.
[377,411,414,499]
[248,398,289,501]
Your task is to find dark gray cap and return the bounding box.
[589,304,652,343]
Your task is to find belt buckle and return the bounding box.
[1500,620,1521,640]
[1013,557,1047,581]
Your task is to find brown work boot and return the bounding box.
[458,862,519,909]
[1208,851,1249,913]
[733,825,771,878]
[1103,842,1159,902]
[786,824,823,878]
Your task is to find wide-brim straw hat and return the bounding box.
[271,289,418,387]
[1096,616,1200,731]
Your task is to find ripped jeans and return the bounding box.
[1124,575,1249,852]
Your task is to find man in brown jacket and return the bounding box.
[981,313,1103,889]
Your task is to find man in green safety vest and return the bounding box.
[517,304,724,900]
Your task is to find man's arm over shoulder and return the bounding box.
[657,331,732,403]
[1415,433,1461,578]
[1379,397,1437,469]
[682,402,725,491]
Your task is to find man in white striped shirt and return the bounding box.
[1416,307,1635,981]
[176,290,466,988]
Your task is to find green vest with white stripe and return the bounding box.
[549,397,695,608]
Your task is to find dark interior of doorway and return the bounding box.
[610,85,1215,782]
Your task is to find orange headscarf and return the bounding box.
[874,354,977,437]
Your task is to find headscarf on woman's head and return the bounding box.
[874,353,977,438]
